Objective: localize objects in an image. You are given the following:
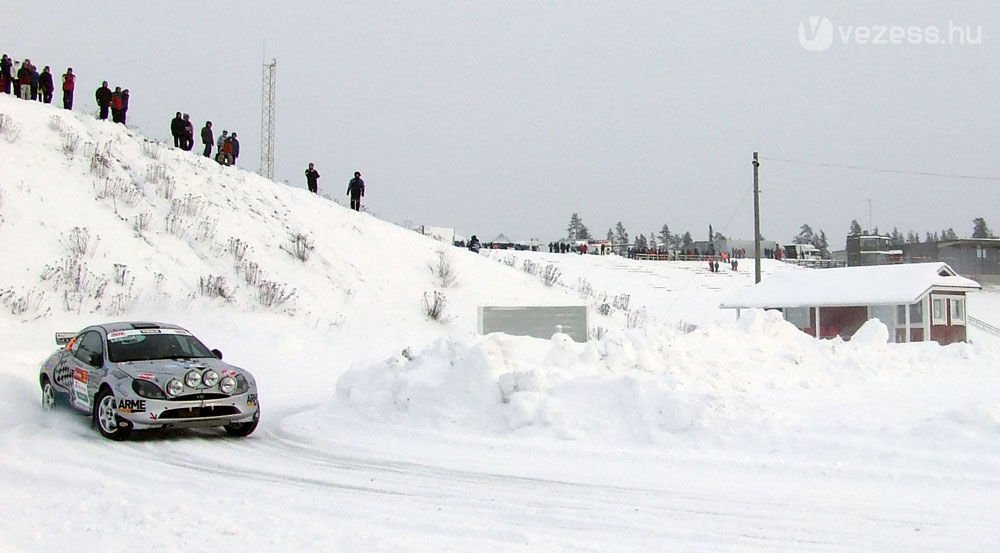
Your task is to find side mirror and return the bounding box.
[211,349,223,360]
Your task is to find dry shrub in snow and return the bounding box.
[282,232,314,262]
[198,274,232,300]
[257,280,295,308]
[541,264,561,287]
[60,131,81,157]
[429,250,458,288]
[0,113,22,142]
[422,290,448,321]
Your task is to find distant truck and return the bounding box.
[782,243,822,260]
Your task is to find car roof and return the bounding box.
[92,321,188,333]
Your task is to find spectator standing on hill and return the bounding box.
[110,86,124,123]
[30,62,39,100]
[38,66,53,104]
[95,81,112,120]
[120,89,130,124]
[182,114,194,150]
[229,133,240,166]
[221,135,234,165]
[216,130,229,154]
[305,163,320,193]
[468,235,481,253]
[61,68,74,109]
[201,121,213,157]
[17,61,32,99]
[347,171,365,211]
[0,55,11,94]
[170,112,184,147]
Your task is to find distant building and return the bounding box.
[845,234,902,266]
[903,238,1000,283]
[720,262,980,344]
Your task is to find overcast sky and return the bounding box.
[9,2,998,246]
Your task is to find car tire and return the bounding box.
[41,376,57,411]
[224,409,259,437]
[93,388,132,441]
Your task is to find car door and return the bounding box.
[69,331,105,412]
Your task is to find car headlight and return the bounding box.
[202,370,220,387]
[219,376,236,394]
[132,379,166,399]
[185,370,202,388]
[166,378,184,397]
[234,374,250,394]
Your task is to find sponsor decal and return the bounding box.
[107,328,192,342]
[72,368,90,409]
[149,413,157,421]
[137,373,156,381]
[54,366,72,387]
[222,369,238,377]
[118,399,147,413]
[247,393,258,407]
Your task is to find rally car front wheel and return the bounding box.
[41,377,56,411]
[224,408,259,437]
[94,388,132,441]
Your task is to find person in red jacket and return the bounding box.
[110,86,124,124]
[61,68,75,109]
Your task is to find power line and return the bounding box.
[760,156,1000,182]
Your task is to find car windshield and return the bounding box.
[107,332,214,363]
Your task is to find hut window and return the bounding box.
[783,307,810,329]
[932,297,946,324]
[950,298,965,325]
[909,302,923,324]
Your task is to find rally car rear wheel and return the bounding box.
[41,377,56,411]
[94,388,132,441]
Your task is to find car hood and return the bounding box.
[114,358,252,384]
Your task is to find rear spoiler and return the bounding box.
[55,332,77,346]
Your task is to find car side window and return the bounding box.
[74,331,104,367]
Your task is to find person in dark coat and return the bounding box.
[38,66,54,104]
[201,121,213,157]
[61,68,74,109]
[346,171,365,211]
[30,63,39,101]
[305,163,320,193]
[95,81,112,120]
[468,235,482,253]
[181,114,193,150]
[170,112,184,147]
[0,55,11,94]
[120,89,129,124]
[229,133,239,166]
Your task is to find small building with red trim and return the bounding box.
[720,263,981,344]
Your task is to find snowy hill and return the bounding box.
[2,96,1000,551]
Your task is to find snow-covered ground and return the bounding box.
[1,96,999,551]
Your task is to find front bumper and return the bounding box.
[118,391,259,430]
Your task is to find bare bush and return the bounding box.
[194,217,218,243]
[257,280,295,308]
[164,213,190,238]
[0,287,48,317]
[227,237,251,263]
[170,194,205,218]
[675,320,698,334]
[541,264,561,287]
[281,232,314,262]
[590,326,607,340]
[597,302,612,316]
[238,259,264,286]
[140,140,161,160]
[626,307,648,329]
[502,254,517,267]
[522,259,539,276]
[132,212,150,235]
[198,275,232,299]
[90,147,112,178]
[60,131,81,157]
[41,257,109,300]
[0,114,22,142]
[577,278,593,298]
[156,177,175,200]
[94,177,141,208]
[146,163,168,183]
[113,264,130,286]
[422,290,448,321]
[61,227,99,257]
[612,293,630,311]
[47,114,63,131]
[429,250,458,288]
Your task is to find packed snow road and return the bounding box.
[1,388,996,553]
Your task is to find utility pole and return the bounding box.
[867,198,873,232]
[753,152,761,283]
